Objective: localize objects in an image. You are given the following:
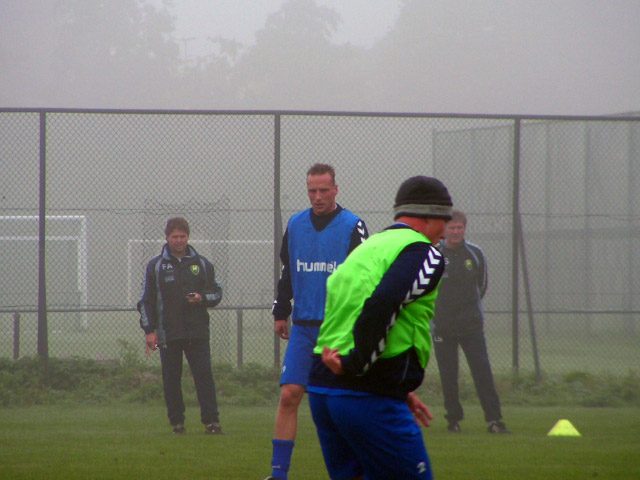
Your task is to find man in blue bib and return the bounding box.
[265,164,368,480]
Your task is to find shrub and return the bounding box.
[1,355,637,408]
[0,354,281,407]
[418,370,640,408]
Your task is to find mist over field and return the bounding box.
[1,0,639,115]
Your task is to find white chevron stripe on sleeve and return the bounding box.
[403,247,442,304]
[362,247,442,372]
[357,221,366,241]
[363,311,398,372]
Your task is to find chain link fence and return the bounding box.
[1,109,638,376]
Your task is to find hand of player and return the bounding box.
[407,392,433,428]
[274,319,289,340]
[321,346,344,375]
[145,332,158,357]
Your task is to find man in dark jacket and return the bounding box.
[432,209,510,434]
[138,217,223,434]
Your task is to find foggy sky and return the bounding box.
[1,0,639,115]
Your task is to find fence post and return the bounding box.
[583,124,594,333]
[236,309,243,369]
[13,312,20,360]
[511,118,520,375]
[625,123,637,334]
[37,111,49,383]
[273,114,283,369]
[511,118,521,375]
[517,216,541,382]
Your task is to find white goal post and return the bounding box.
[0,215,88,327]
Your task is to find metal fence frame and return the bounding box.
[1,108,638,378]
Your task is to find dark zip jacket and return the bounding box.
[137,244,222,344]
[432,239,487,337]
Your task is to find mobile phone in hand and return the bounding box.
[187,293,196,297]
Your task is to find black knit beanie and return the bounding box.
[393,176,453,220]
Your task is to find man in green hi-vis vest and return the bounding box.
[307,176,453,480]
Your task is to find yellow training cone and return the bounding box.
[547,419,581,437]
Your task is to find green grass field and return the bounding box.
[1,400,638,480]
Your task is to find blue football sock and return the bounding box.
[270,439,295,480]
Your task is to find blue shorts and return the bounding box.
[280,324,321,386]
[308,392,433,480]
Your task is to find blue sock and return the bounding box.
[271,439,295,480]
